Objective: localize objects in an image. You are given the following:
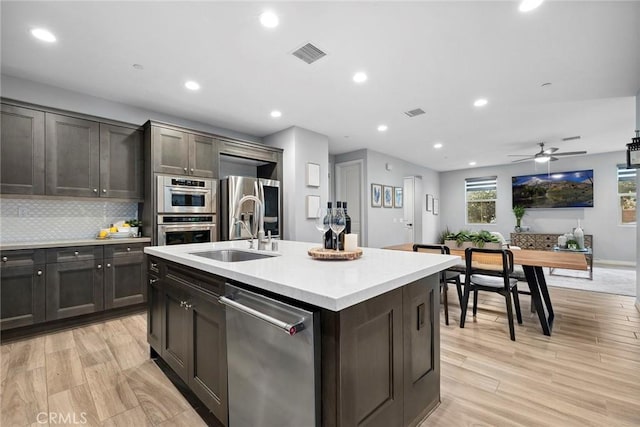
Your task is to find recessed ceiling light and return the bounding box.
[353,72,368,83]
[473,98,488,107]
[270,110,282,118]
[433,143,443,149]
[519,0,544,13]
[377,124,388,132]
[260,11,279,28]
[132,64,144,70]
[469,161,477,166]
[184,81,200,91]
[31,28,56,43]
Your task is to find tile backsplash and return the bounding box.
[0,198,139,243]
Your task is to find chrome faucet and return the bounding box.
[234,195,269,250]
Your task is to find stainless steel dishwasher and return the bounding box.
[219,284,320,427]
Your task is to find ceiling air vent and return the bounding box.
[561,135,581,142]
[404,108,426,117]
[292,43,326,64]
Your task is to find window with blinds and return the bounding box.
[465,176,497,224]
[617,165,636,225]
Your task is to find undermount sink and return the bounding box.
[190,249,278,262]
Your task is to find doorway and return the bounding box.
[335,160,365,247]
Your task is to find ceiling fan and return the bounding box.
[509,142,587,163]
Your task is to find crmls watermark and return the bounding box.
[37,412,88,424]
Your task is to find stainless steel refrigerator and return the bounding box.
[220,176,281,241]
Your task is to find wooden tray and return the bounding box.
[308,247,363,260]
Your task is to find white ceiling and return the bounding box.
[2,1,639,171]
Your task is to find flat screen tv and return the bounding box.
[512,169,594,208]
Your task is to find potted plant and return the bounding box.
[513,205,526,232]
[125,219,141,237]
[444,230,473,249]
[471,230,501,249]
[566,239,578,250]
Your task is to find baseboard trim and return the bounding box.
[593,259,637,268]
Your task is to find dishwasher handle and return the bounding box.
[219,295,305,336]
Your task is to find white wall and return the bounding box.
[1,74,261,143]
[264,127,329,243]
[335,149,440,248]
[440,151,637,263]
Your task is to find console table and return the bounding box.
[510,233,593,280]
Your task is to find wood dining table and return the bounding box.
[384,243,588,336]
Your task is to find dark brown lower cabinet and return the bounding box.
[322,275,440,427]
[0,264,46,330]
[402,276,440,426]
[162,279,190,382]
[147,272,163,350]
[104,252,147,309]
[46,260,104,320]
[150,257,228,426]
[187,283,228,426]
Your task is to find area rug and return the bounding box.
[544,265,636,297]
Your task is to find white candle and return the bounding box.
[344,234,358,252]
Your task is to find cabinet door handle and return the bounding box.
[149,278,158,284]
[106,263,111,268]
[2,256,7,262]
[180,301,186,307]
[126,247,131,252]
[102,189,107,193]
[97,264,102,269]
[93,188,98,193]
[184,303,192,310]
[37,270,43,276]
[150,262,158,269]
[74,251,79,256]
[190,168,194,173]
[183,167,188,172]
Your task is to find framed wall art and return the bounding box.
[306,195,320,218]
[394,187,403,208]
[426,194,433,212]
[371,184,382,207]
[383,186,393,208]
[306,162,320,187]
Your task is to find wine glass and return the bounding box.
[315,207,330,247]
[330,208,346,252]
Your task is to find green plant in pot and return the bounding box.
[566,239,578,250]
[471,230,500,248]
[513,205,526,232]
[444,230,473,248]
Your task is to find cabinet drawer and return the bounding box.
[536,234,556,250]
[104,242,148,258]
[46,246,103,263]
[1,249,46,267]
[165,262,224,297]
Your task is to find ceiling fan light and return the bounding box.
[535,156,550,163]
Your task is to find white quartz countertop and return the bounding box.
[144,240,460,311]
[0,237,151,250]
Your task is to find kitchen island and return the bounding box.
[144,240,459,427]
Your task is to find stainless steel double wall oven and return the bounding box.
[156,175,217,245]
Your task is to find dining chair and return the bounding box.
[412,244,462,325]
[459,247,523,341]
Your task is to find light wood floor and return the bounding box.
[1,286,639,427]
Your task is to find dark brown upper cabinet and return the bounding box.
[100,124,144,199]
[0,104,45,195]
[150,125,217,178]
